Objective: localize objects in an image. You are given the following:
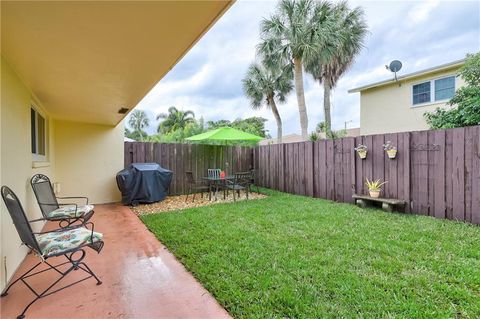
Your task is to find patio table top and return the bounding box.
[202,175,235,181]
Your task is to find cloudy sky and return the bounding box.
[132,0,480,137]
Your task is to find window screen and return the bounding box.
[412,81,431,105]
[31,108,36,153]
[435,76,455,101]
[31,107,46,157]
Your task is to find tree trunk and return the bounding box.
[323,78,332,137]
[268,96,283,144]
[293,57,308,139]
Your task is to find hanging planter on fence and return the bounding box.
[383,141,397,159]
[354,144,368,159]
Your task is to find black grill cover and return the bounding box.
[116,163,173,205]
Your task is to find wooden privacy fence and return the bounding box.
[254,126,480,225]
[124,142,253,195]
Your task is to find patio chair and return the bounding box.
[249,169,260,194]
[226,172,252,202]
[0,186,104,319]
[207,169,221,179]
[185,171,209,202]
[207,168,226,200]
[30,174,94,227]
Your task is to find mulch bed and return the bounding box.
[131,191,267,215]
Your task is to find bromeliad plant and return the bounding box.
[355,144,368,159]
[365,178,387,198]
[383,141,397,159]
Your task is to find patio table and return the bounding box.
[202,176,235,201]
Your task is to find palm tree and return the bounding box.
[242,63,293,143]
[306,1,367,136]
[128,109,149,141]
[242,61,293,143]
[156,106,195,134]
[259,0,336,139]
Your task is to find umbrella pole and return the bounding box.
[226,140,233,176]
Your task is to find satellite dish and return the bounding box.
[385,60,403,83]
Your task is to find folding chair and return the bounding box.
[207,169,221,179]
[207,169,225,200]
[185,172,209,202]
[226,172,252,202]
[30,174,94,227]
[0,186,104,319]
[249,169,260,194]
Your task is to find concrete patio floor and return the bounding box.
[1,204,231,319]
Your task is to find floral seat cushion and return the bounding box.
[35,227,103,257]
[47,204,94,219]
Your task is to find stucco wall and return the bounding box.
[1,57,124,290]
[1,57,56,289]
[54,120,123,204]
[359,68,466,135]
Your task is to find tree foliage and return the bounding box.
[156,106,196,134]
[207,117,270,139]
[147,119,205,143]
[315,121,326,133]
[127,109,149,141]
[242,60,293,143]
[305,1,367,135]
[258,0,339,138]
[424,52,480,129]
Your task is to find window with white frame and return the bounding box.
[434,76,456,101]
[412,75,456,106]
[31,107,47,160]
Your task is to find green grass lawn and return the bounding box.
[141,189,480,319]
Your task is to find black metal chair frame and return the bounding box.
[1,186,104,319]
[249,169,260,194]
[185,171,210,202]
[207,169,226,201]
[30,174,93,227]
[226,172,252,202]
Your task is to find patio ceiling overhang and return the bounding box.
[1,0,234,126]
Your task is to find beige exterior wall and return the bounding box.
[54,120,123,204]
[0,57,123,289]
[1,57,55,289]
[359,68,465,135]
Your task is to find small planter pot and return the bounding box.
[369,190,380,198]
[386,149,397,159]
[357,150,367,159]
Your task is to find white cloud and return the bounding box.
[408,0,440,25]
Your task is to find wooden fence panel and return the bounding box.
[326,140,335,200]
[452,128,465,221]
[253,126,480,225]
[411,131,429,215]
[345,137,355,203]
[472,126,480,224]
[354,136,364,196]
[433,130,446,219]
[402,133,411,213]
[317,141,327,198]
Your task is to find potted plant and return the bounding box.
[354,144,368,159]
[365,178,387,198]
[383,141,397,159]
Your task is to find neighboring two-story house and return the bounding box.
[349,59,465,135]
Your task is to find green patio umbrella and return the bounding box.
[185,127,263,143]
[185,127,263,175]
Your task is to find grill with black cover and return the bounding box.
[116,163,173,205]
